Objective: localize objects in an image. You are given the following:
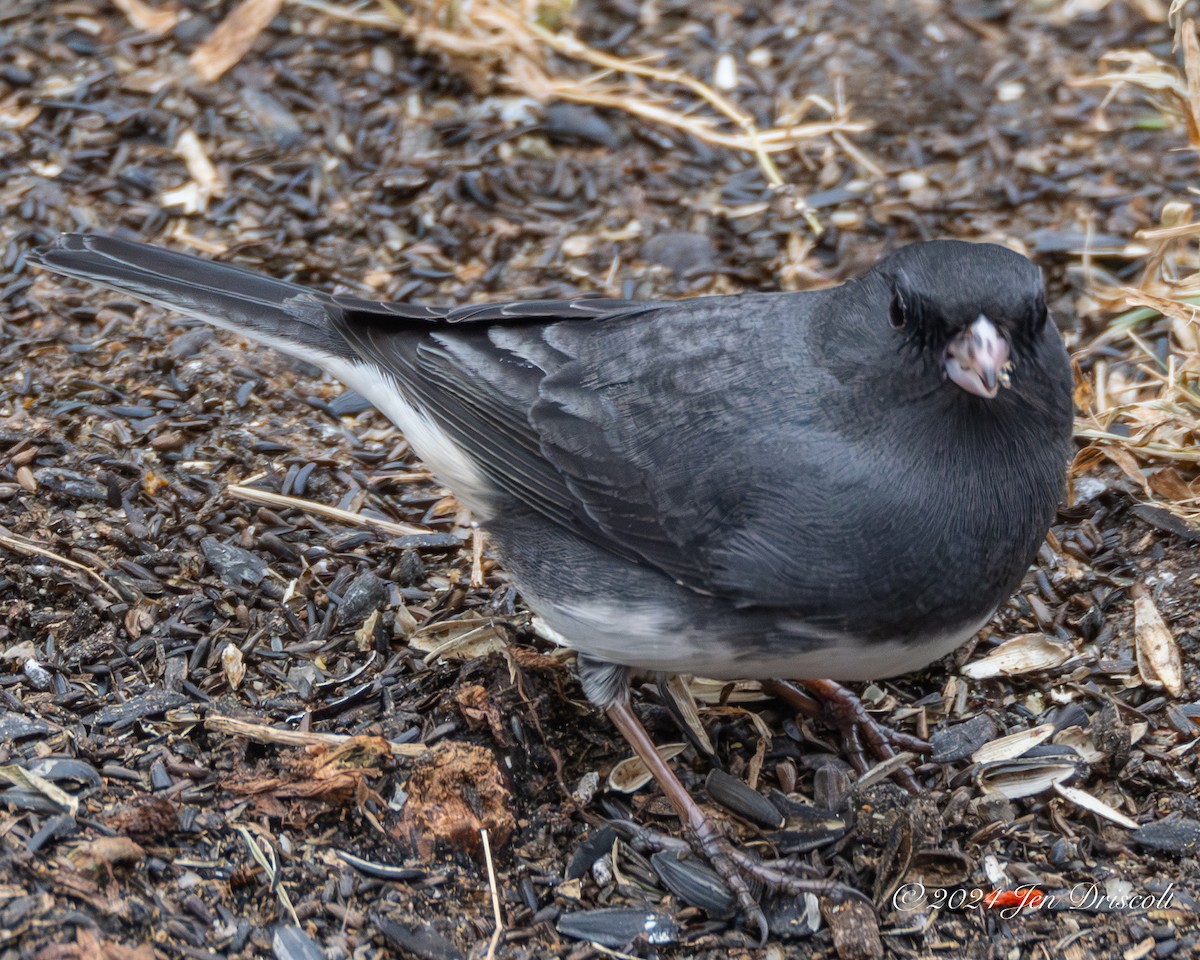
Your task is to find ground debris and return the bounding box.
[228,735,391,822]
[31,926,155,960]
[2,0,1198,957]
[399,741,515,857]
[65,837,146,881]
[822,897,883,960]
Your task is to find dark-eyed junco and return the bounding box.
[30,233,1074,936]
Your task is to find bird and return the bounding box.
[29,232,1074,936]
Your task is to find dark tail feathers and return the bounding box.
[29,233,355,364]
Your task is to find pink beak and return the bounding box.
[944,315,1010,399]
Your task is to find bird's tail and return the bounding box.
[28,233,355,366]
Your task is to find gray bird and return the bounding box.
[29,233,1074,933]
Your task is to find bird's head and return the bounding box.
[876,240,1050,400]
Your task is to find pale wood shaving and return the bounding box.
[190,0,285,83]
[111,0,180,36]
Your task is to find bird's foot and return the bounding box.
[686,811,869,946]
[615,810,867,946]
[764,678,930,792]
[606,697,867,945]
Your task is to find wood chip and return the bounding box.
[161,129,223,213]
[189,0,284,83]
[67,837,146,879]
[111,0,179,36]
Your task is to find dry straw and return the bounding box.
[291,0,870,230]
[1073,17,1200,522]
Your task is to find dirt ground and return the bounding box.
[1,0,1199,957]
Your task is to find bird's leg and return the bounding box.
[605,695,867,944]
[763,679,930,792]
[603,695,766,938]
[578,656,866,940]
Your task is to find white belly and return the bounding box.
[532,600,993,682]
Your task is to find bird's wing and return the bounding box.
[330,294,667,543]
[331,290,841,601]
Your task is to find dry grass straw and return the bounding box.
[294,0,870,230]
[1074,212,1200,514]
[1070,14,1200,521]
[1072,7,1200,142]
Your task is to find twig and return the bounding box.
[482,828,503,960]
[227,484,431,536]
[526,84,865,152]
[0,525,121,599]
[206,715,428,757]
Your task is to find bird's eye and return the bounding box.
[1034,294,1049,330]
[888,290,907,329]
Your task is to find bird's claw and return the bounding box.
[765,678,931,793]
[682,807,868,946]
